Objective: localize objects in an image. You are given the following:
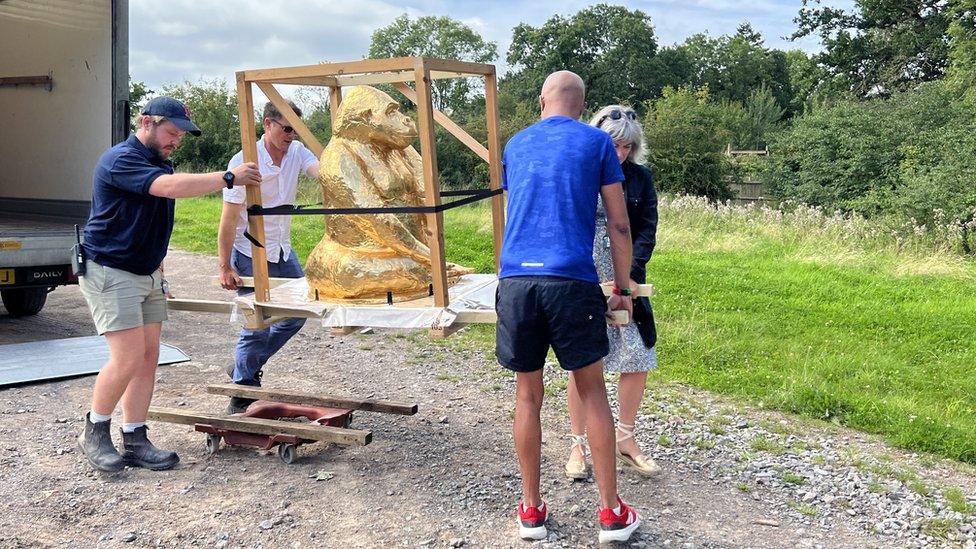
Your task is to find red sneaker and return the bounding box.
[517,501,548,540]
[598,496,640,543]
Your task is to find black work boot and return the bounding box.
[226,372,261,414]
[226,396,256,414]
[77,413,124,472]
[120,426,179,471]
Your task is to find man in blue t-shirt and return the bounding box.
[77,96,262,473]
[497,71,641,544]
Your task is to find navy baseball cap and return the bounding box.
[141,96,202,136]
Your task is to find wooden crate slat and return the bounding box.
[148,406,371,445]
[205,384,418,415]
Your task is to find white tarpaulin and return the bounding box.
[231,274,499,330]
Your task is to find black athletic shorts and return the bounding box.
[495,276,610,372]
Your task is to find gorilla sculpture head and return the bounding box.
[332,86,417,149]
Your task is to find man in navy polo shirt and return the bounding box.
[77,96,262,473]
[497,71,641,543]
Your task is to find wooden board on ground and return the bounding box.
[148,406,371,446]
[205,384,418,416]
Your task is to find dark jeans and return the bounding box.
[231,249,306,386]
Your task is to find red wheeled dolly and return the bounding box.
[148,384,417,465]
[196,400,353,464]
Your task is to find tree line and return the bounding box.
[134,1,976,254]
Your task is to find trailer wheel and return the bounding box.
[278,443,297,464]
[1,287,48,316]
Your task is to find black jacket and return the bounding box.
[621,161,658,348]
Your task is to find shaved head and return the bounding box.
[539,70,586,119]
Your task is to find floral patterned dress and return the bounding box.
[593,196,658,373]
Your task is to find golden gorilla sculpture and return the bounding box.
[305,85,471,301]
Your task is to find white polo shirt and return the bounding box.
[224,138,318,262]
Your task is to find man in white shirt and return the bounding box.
[218,100,319,413]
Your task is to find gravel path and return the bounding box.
[0,249,973,548]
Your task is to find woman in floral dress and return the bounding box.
[565,105,661,478]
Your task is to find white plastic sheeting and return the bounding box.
[231,274,499,330]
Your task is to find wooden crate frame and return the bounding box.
[235,57,506,329]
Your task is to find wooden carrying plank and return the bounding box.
[205,384,418,416]
[601,284,655,297]
[393,82,489,162]
[429,322,467,340]
[251,302,324,319]
[210,276,293,289]
[167,298,236,314]
[453,309,630,325]
[454,309,627,330]
[256,82,325,157]
[148,406,371,446]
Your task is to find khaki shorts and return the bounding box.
[79,260,168,335]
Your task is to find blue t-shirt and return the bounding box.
[499,116,625,282]
[82,135,175,276]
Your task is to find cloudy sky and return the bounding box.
[130,0,851,92]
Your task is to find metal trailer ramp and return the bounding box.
[0,335,190,387]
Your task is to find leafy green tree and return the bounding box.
[128,79,153,133]
[783,49,842,114]
[504,4,661,111]
[293,86,333,144]
[792,0,951,96]
[947,0,976,101]
[368,14,497,112]
[673,24,795,116]
[894,119,976,244]
[160,79,241,171]
[741,84,785,149]
[763,82,961,214]
[129,79,153,114]
[643,86,740,200]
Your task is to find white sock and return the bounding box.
[611,505,621,515]
[122,422,145,433]
[89,410,111,423]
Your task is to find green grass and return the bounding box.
[787,501,819,517]
[921,518,958,540]
[945,487,976,515]
[694,438,717,450]
[781,471,807,486]
[909,480,931,496]
[169,193,976,464]
[867,481,888,494]
[434,373,461,383]
[751,436,787,455]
